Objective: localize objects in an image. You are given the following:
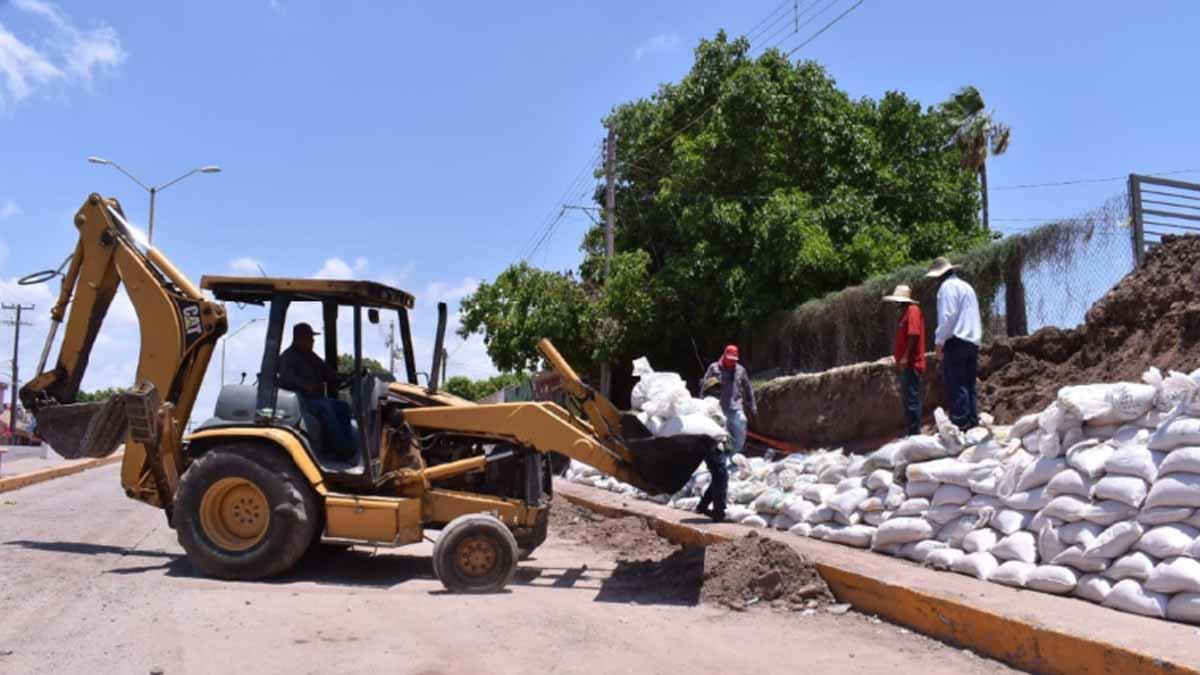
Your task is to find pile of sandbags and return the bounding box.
[630,357,729,442]
[565,365,1200,625]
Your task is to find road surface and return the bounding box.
[0,464,1019,674]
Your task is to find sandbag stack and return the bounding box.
[565,365,1200,625]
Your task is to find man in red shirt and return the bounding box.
[883,284,926,436]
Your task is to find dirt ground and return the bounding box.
[0,465,1020,674]
[980,234,1200,422]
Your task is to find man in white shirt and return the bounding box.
[927,257,982,430]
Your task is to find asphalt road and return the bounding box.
[0,464,1019,674]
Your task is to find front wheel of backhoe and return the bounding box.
[174,444,317,580]
[433,514,518,593]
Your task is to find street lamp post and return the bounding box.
[87,156,221,244]
[221,318,263,387]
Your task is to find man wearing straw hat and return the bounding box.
[883,284,926,436]
[927,257,982,431]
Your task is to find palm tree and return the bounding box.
[940,86,1011,232]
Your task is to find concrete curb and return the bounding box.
[0,454,123,494]
[556,479,1200,675]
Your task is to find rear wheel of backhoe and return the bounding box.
[175,444,317,580]
[433,514,518,593]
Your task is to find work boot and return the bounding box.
[709,510,726,524]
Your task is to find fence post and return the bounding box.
[1128,174,1145,268]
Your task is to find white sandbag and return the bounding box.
[783,499,816,523]
[1061,427,1084,454]
[952,551,999,580]
[788,522,813,538]
[1036,430,1062,459]
[750,489,792,515]
[1029,510,1062,536]
[1149,416,1200,451]
[1145,557,1200,594]
[905,480,939,498]
[938,514,986,548]
[900,539,947,563]
[1066,441,1115,480]
[968,473,1001,496]
[1136,524,1199,559]
[1108,383,1158,422]
[1112,425,1150,448]
[864,441,903,470]
[866,469,894,490]
[1084,424,1120,440]
[772,513,798,531]
[1060,521,1104,547]
[1082,500,1139,526]
[810,523,836,540]
[992,531,1038,563]
[1091,475,1149,508]
[824,524,876,548]
[1105,552,1157,582]
[727,481,764,504]
[836,476,866,492]
[1075,574,1112,603]
[1105,445,1165,483]
[895,497,929,517]
[925,547,966,570]
[884,484,907,510]
[862,511,889,526]
[873,517,935,549]
[1185,512,1200,530]
[1144,473,1200,510]
[1037,521,1068,562]
[827,487,869,518]
[1045,468,1092,498]
[1138,506,1194,526]
[894,435,950,464]
[818,464,848,485]
[1167,593,1200,624]
[1103,579,1168,618]
[1027,565,1078,594]
[1003,486,1053,512]
[965,426,990,446]
[1039,495,1090,522]
[965,494,1003,512]
[934,407,966,452]
[832,510,862,526]
[725,505,755,523]
[858,496,885,513]
[801,483,837,504]
[927,503,970,526]
[740,514,768,528]
[1010,413,1040,439]
[804,505,835,524]
[907,457,999,487]
[657,413,730,441]
[845,456,870,478]
[963,527,999,553]
[1159,447,1200,478]
[1083,521,1143,560]
[991,509,1032,536]
[1051,545,1110,573]
[1015,457,1067,493]
[673,496,702,511]
[931,484,973,508]
[1058,384,1117,425]
[1020,431,1040,453]
[990,560,1036,588]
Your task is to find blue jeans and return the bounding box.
[900,368,923,436]
[303,397,356,460]
[726,408,748,454]
[942,338,979,431]
[696,444,729,520]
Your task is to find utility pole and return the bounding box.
[2,304,34,473]
[441,348,448,387]
[600,122,617,399]
[388,321,397,377]
[795,0,799,32]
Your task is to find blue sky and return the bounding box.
[2,1,1199,424]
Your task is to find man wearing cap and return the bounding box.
[883,285,926,436]
[927,257,982,431]
[277,322,357,461]
[696,345,756,522]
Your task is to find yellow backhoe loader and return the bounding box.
[20,193,713,592]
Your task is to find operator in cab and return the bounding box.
[277,323,357,461]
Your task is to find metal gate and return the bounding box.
[1128,173,1200,266]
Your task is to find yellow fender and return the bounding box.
[185,427,327,495]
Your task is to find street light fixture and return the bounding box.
[221,318,263,387]
[87,156,222,244]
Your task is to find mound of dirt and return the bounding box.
[551,498,834,610]
[979,235,1200,422]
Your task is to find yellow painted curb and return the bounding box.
[557,481,1200,675]
[0,454,123,494]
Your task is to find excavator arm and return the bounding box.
[20,193,227,509]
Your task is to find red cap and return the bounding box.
[723,345,739,361]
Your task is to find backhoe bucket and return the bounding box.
[32,398,128,460]
[620,413,716,495]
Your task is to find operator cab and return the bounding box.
[195,276,446,488]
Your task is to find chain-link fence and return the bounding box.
[747,194,1133,377]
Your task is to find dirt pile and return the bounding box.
[551,498,834,610]
[979,235,1200,422]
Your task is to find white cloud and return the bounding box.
[353,256,369,276]
[634,32,680,60]
[0,200,21,220]
[423,277,479,304]
[0,0,125,107]
[227,256,264,276]
[315,257,355,280]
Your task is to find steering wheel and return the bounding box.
[335,367,368,389]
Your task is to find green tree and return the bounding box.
[77,387,127,402]
[445,372,531,401]
[939,85,1011,232]
[336,354,390,376]
[462,32,990,378]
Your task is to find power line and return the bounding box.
[745,0,792,44]
[786,0,864,57]
[992,169,1200,191]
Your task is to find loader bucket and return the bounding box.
[620,413,716,495]
[32,398,128,460]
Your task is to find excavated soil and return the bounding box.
[550,497,834,610]
[979,235,1200,422]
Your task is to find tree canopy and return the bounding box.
[444,372,531,402]
[460,32,989,378]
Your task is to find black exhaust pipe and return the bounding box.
[428,302,448,393]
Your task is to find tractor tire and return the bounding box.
[174,443,317,580]
[432,514,519,593]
